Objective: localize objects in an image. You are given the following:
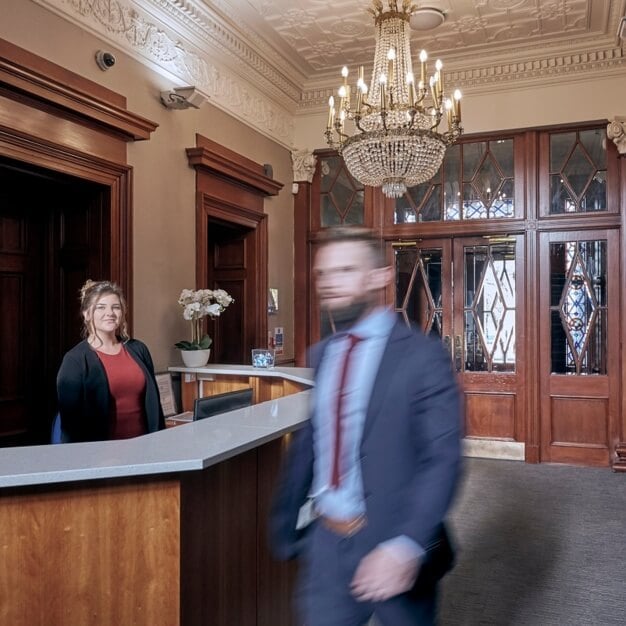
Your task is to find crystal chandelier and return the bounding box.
[324,0,463,198]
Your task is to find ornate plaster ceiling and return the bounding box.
[33,0,626,147]
[241,0,616,73]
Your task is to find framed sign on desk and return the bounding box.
[156,373,193,424]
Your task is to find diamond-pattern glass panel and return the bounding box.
[463,142,486,178]
[420,187,442,222]
[580,129,606,169]
[491,139,514,177]
[320,155,364,227]
[344,190,365,224]
[549,240,607,374]
[550,174,576,214]
[394,247,443,337]
[550,132,575,171]
[331,170,357,212]
[549,129,607,214]
[583,172,607,212]
[475,154,502,206]
[462,139,514,219]
[464,243,516,372]
[321,195,341,226]
[563,145,593,199]
[397,139,514,222]
[320,157,340,193]
[462,184,488,219]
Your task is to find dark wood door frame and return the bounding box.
[0,38,158,325]
[0,131,134,301]
[197,192,269,356]
[187,134,283,358]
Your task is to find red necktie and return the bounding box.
[330,334,361,488]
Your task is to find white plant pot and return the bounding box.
[180,349,211,368]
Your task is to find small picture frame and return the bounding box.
[155,372,178,417]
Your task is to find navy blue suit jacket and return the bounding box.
[270,318,462,582]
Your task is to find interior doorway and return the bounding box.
[206,219,262,364]
[0,157,109,445]
[392,235,526,446]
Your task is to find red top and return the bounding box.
[96,347,148,439]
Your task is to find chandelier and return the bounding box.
[324,0,463,198]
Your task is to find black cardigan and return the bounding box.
[56,339,165,442]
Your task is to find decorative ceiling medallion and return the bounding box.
[330,20,369,38]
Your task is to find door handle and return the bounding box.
[454,335,463,372]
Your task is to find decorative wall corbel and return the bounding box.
[607,118,626,155]
[291,149,317,183]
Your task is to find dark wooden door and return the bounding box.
[452,236,524,442]
[207,221,258,365]
[393,235,525,444]
[538,229,620,465]
[0,185,44,444]
[0,160,108,445]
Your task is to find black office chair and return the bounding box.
[193,388,253,421]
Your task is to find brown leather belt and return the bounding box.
[319,514,366,537]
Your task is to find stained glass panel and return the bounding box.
[549,130,607,214]
[464,243,516,372]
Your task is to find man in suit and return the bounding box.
[271,226,463,625]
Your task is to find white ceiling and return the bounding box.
[208,0,625,82]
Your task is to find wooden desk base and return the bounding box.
[0,438,296,626]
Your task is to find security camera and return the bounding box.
[95,50,116,71]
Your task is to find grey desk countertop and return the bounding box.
[0,365,314,489]
[168,363,313,386]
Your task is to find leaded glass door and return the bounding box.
[394,236,524,442]
[539,230,619,465]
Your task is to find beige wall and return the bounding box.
[1,0,295,369]
[294,76,626,150]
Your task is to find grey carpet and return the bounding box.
[438,458,626,626]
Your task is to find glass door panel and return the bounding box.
[539,230,618,465]
[463,241,516,373]
[394,244,447,338]
[549,240,607,375]
[393,236,523,442]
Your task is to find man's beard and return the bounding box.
[325,300,370,332]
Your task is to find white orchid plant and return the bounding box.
[175,288,234,351]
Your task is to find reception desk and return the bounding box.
[0,365,313,626]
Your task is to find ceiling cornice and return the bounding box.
[33,0,296,148]
[31,0,626,141]
[299,45,626,113]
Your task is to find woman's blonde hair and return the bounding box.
[79,280,129,344]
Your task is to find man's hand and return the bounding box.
[350,545,420,602]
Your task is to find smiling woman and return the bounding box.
[56,280,165,442]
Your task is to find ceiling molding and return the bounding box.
[30,0,626,143]
[147,0,304,103]
[33,0,295,148]
[297,46,626,113]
